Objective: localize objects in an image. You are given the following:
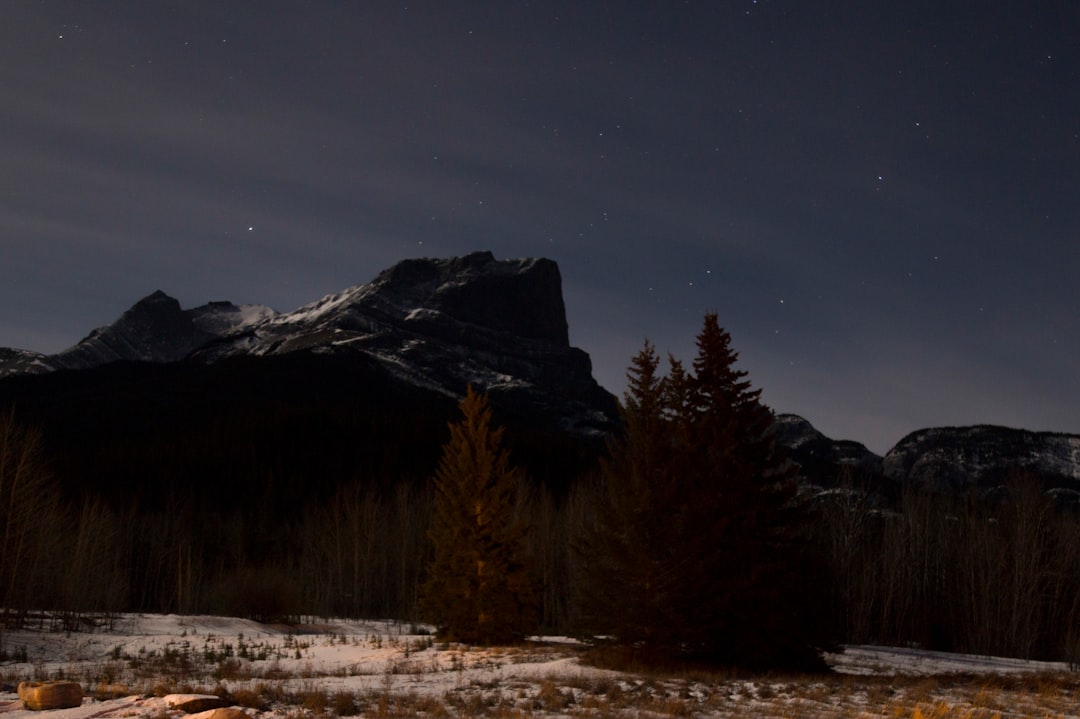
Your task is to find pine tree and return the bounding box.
[420,386,538,644]
[577,314,834,670]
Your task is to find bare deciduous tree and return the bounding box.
[0,410,60,623]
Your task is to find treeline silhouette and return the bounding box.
[821,468,1080,662]
[3,343,1080,664]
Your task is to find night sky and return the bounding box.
[2,2,1077,454]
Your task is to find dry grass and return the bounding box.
[5,621,1080,718]
[13,668,1080,719]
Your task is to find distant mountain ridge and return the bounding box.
[2,251,1077,494]
[0,251,616,437]
[883,425,1080,491]
[776,413,1080,497]
[0,292,276,377]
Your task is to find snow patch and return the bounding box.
[405,308,440,322]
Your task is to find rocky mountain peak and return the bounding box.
[260,251,607,434]
[52,290,212,369]
[366,252,569,345]
[134,289,178,308]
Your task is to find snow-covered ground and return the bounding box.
[2,614,1078,718]
[828,644,1070,676]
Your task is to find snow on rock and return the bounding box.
[830,645,1070,676]
[188,302,277,336]
[0,348,54,378]
[0,613,618,719]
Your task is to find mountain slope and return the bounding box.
[774,414,884,488]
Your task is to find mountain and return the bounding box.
[0,252,618,513]
[773,414,883,488]
[191,252,614,435]
[0,252,615,438]
[0,293,276,379]
[47,291,276,371]
[5,252,1077,500]
[883,425,1080,492]
[776,413,1080,500]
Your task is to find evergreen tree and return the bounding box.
[420,386,538,644]
[577,314,834,670]
[576,342,681,648]
[677,313,832,669]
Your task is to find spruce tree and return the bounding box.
[677,313,832,669]
[576,341,681,649]
[577,314,834,670]
[420,386,538,644]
